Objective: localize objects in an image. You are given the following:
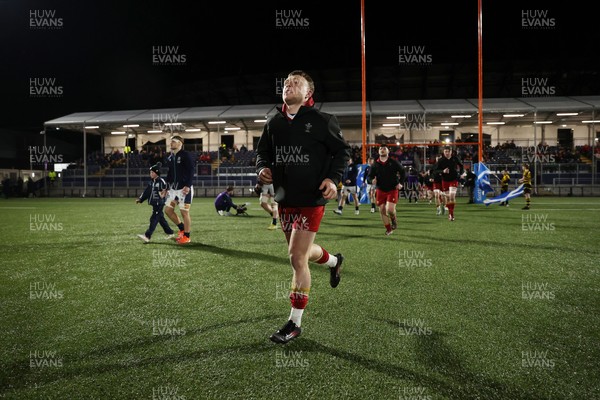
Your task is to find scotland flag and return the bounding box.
[473,162,494,204]
[483,184,525,205]
[356,164,370,204]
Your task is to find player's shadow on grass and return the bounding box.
[1,314,281,391]
[226,214,262,219]
[2,315,548,400]
[185,243,289,264]
[139,240,289,264]
[89,313,283,358]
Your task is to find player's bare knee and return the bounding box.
[288,252,308,269]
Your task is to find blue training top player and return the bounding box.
[333,157,360,215]
[164,135,195,244]
[364,156,376,213]
[215,186,247,216]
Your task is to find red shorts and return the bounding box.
[442,180,458,191]
[433,182,442,191]
[279,206,324,233]
[376,188,398,206]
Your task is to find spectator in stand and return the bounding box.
[152,150,165,166]
[48,170,57,186]
[219,144,229,161]
[199,152,212,163]
[110,149,122,161]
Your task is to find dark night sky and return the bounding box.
[0,0,598,161]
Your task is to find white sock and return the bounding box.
[289,308,304,327]
[325,254,338,268]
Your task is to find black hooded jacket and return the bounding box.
[256,105,351,207]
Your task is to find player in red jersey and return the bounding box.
[433,146,464,221]
[256,70,351,344]
[368,145,406,235]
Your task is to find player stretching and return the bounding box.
[256,70,350,344]
[368,145,406,235]
[434,146,463,221]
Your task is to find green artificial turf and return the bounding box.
[0,196,598,399]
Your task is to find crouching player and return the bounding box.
[215,186,247,216]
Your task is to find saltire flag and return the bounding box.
[473,162,494,204]
[355,164,371,204]
[478,170,494,193]
[483,184,525,205]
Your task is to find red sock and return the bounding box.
[289,292,309,309]
[315,246,330,264]
[385,223,391,232]
[448,203,455,214]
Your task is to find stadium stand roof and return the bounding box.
[44,96,600,135]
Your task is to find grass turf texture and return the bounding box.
[0,197,598,400]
